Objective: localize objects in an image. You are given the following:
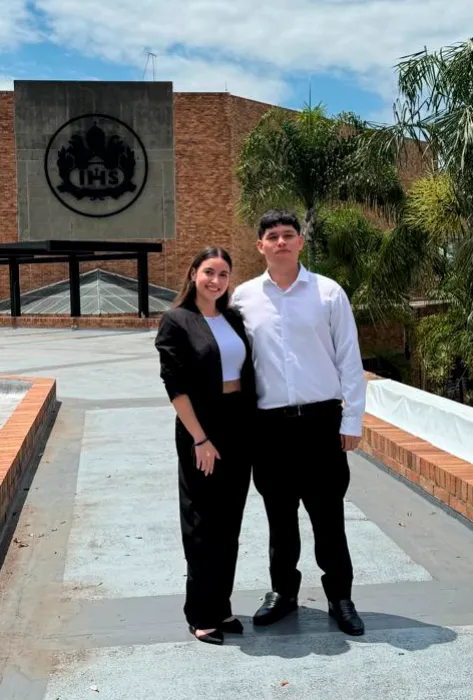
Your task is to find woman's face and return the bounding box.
[192,256,231,306]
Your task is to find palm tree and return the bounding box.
[416,270,473,395]
[298,205,382,297]
[357,173,460,319]
[236,103,404,271]
[360,37,473,399]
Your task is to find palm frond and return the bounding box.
[415,312,458,386]
[235,107,298,222]
[320,207,383,300]
[455,236,473,297]
[403,173,465,243]
[396,46,444,112]
[383,38,473,184]
[351,219,436,323]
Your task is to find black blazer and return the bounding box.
[155,303,257,437]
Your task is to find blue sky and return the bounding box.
[1,1,471,123]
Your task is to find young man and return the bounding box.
[231,209,366,636]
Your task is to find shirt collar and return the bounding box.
[262,263,309,288]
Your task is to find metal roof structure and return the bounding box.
[0,269,175,316]
[0,240,162,255]
[0,239,163,317]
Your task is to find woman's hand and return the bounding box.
[194,440,220,476]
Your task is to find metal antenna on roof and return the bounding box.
[142,49,157,80]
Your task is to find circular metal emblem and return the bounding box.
[44,113,148,218]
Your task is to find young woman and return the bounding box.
[154,247,256,645]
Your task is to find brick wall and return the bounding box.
[359,321,405,354]
[167,93,234,292]
[0,93,17,300]
[400,139,431,190]
[229,95,279,284]
[0,93,16,246]
[0,376,56,530]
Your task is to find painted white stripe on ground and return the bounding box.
[62,406,430,601]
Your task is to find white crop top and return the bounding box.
[204,314,246,381]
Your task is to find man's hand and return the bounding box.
[341,435,361,452]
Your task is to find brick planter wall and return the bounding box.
[361,375,473,524]
[0,376,56,532]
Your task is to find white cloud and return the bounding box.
[11,1,473,108]
[0,1,38,51]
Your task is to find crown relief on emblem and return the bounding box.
[56,122,137,201]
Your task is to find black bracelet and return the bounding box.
[194,437,209,447]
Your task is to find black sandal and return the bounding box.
[188,626,224,645]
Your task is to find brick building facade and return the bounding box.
[0,87,426,303]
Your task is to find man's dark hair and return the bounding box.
[257,209,301,239]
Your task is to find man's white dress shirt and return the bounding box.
[231,264,366,436]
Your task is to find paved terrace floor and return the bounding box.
[1,328,473,699]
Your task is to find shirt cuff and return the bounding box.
[340,414,363,437]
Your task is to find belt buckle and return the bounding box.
[286,404,302,418]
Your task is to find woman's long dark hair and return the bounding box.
[173,247,233,312]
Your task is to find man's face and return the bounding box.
[257,224,303,266]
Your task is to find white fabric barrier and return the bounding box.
[365,378,473,465]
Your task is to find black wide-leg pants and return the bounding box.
[176,393,252,630]
[252,400,354,602]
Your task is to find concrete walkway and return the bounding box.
[1,327,473,699]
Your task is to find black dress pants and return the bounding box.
[253,400,353,602]
[176,392,252,630]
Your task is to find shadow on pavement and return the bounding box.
[226,607,457,659]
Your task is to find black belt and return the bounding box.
[259,399,341,418]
